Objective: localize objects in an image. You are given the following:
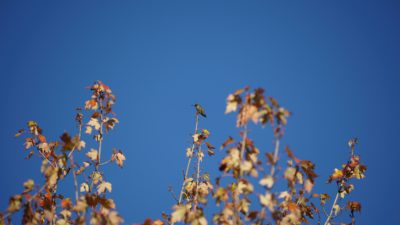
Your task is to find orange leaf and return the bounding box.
[38,135,46,143]
[61,198,72,209]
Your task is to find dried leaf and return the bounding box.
[86,149,98,161]
[259,175,274,189]
[221,136,234,149]
[97,181,112,194]
[111,150,126,167]
[80,183,89,192]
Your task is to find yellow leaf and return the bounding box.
[284,167,296,181]
[91,171,102,185]
[23,179,35,192]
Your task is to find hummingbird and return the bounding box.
[194,103,207,118]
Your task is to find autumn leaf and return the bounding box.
[278,191,291,201]
[23,179,34,193]
[104,117,119,132]
[108,211,124,225]
[328,168,343,183]
[97,181,112,194]
[91,172,102,185]
[320,193,330,205]
[24,138,35,149]
[111,150,126,168]
[346,201,362,213]
[38,135,47,143]
[80,183,89,192]
[206,142,215,156]
[87,118,101,130]
[171,204,188,223]
[86,149,98,161]
[15,129,25,137]
[225,94,239,114]
[153,220,164,225]
[186,148,193,157]
[202,129,210,137]
[60,132,74,151]
[284,167,296,181]
[304,179,314,193]
[221,136,234,149]
[27,120,37,127]
[7,195,22,213]
[61,198,72,209]
[259,193,276,212]
[259,175,274,189]
[77,140,86,151]
[85,126,93,135]
[192,133,200,143]
[73,198,88,212]
[85,99,98,110]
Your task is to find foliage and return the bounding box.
[1,81,124,225]
[0,82,366,225]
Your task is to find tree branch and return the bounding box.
[177,113,199,205]
[324,185,341,225]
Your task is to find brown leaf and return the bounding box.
[15,129,25,137]
[221,136,234,149]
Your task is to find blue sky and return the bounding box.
[1,1,399,224]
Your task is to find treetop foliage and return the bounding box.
[0,81,366,225]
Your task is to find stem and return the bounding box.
[99,159,112,166]
[193,145,202,211]
[240,125,248,160]
[97,121,103,171]
[168,186,179,204]
[71,123,83,203]
[177,113,199,205]
[269,137,280,177]
[71,156,79,202]
[324,187,341,225]
[96,98,104,172]
[39,151,57,168]
[234,125,248,225]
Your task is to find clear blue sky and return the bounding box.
[1,1,399,224]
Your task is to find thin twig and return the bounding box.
[168,186,179,204]
[71,156,79,202]
[193,145,202,211]
[39,151,57,168]
[99,159,112,166]
[177,113,199,205]
[269,137,280,177]
[324,188,340,225]
[96,95,104,172]
[71,123,83,203]
[234,125,248,225]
